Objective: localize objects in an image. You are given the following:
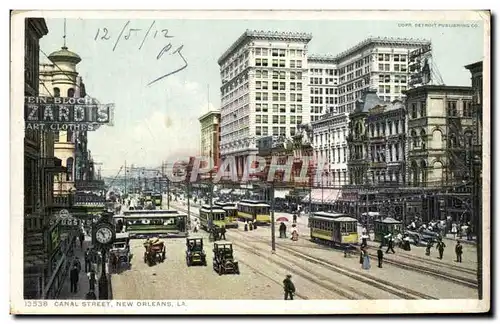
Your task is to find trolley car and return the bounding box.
[374,217,403,242]
[309,212,359,246]
[214,201,239,228]
[198,205,227,231]
[236,200,271,225]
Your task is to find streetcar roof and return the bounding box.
[238,202,270,207]
[312,211,347,218]
[199,208,226,213]
[121,210,187,218]
[239,199,267,204]
[332,216,358,222]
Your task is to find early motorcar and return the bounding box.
[212,242,240,275]
[186,238,207,266]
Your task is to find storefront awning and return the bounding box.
[274,189,290,199]
[302,189,341,204]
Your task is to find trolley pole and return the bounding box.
[271,179,276,252]
[187,181,191,222]
[167,178,170,209]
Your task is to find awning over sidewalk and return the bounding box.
[302,189,341,204]
[274,189,290,199]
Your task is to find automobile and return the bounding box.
[185,238,207,266]
[212,242,240,275]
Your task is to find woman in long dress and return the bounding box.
[361,248,371,270]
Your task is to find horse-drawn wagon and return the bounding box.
[143,237,166,266]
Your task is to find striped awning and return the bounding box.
[302,189,341,204]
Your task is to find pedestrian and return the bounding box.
[466,225,473,241]
[361,248,371,270]
[79,231,85,249]
[283,274,296,300]
[451,223,458,239]
[87,270,97,291]
[84,248,90,272]
[253,219,257,230]
[455,241,463,263]
[85,289,97,300]
[70,265,79,293]
[249,221,253,231]
[377,246,384,268]
[74,257,82,273]
[279,222,286,238]
[220,225,227,241]
[385,235,395,254]
[425,241,433,256]
[244,221,248,231]
[293,214,297,224]
[436,240,446,259]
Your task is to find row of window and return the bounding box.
[378,53,407,62]
[254,48,304,58]
[378,74,408,84]
[378,63,408,72]
[255,115,303,125]
[255,81,303,91]
[378,85,408,94]
[309,68,338,76]
[254,92,303,102]
[255,103,304,114]
[316,147,347,163]
[369,119,406,137]
[310,220,356,233]
[255,58,304,68]
[255,126,297,137]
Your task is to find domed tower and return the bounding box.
[46,45,81,98]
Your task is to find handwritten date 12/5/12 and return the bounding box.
[94,20,174,51]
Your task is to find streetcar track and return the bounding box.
[172,204,452,298]
[231,230,376,300]
[233,236,371,300]
[228,230,437,300]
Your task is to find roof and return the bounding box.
[378,217,401,224]
[48,46,82,64]
[464,61,483,71]
[332,216,358,222]
[353,89,385,113]
[200,207,226,213]
[403,85,473,95]
[312,211,346,218]
[198,110,221,122]
[218,30,313,65]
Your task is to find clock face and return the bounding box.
[96,226,113,244]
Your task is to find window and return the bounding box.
[463,101,473,117]
[290,104,296,113]
[378,54,384,61]
[272,59,279,67]
[395,121,399,134]
[290,128,296,136]
[262,103,268,112]
[262,70,268,78]
[256,127,262,136]
[296,60,302,68]
[279,49,286,57]
[401,64,407,72]
[66,157,74,181]
[272,104,279,113]
[394,64,400,72]
[67,88,75,97]
[279,116,286,124]
[290,116,296,124]
[272,49,279,57]
[411,103,418,119]
[421,129,427,149]
[279,104,286,113]
[279,82,285,91]
[272,93,279,101]
[256,58,262,66]
[53,87,60,97]
[256,70,262,78]
[297,116,302,124]
[279,60,286,67]
[394,54,400,62]
[447,101,458,116]
[290,60,295,68]
[280,71,286,79]
[272,115,279,124]
[256,115,262,123]
[262,115,268,123]
[420,101,426,117]
[272,127,279,135]
[262,59,268,67]
[297,105,303,114]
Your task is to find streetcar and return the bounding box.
[152,192,162,209]
[214,201,239,228]
[308,212,359,247]
[373,217,403,243]
[115,210,188,239]
[198,205,227,231]
[236,200,271,225]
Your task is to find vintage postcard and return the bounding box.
[10,10,490,314]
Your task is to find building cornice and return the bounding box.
[198,110,221,122]
[403,85,473,96]
[218,30,313,65]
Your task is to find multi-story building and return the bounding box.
[198,110,221,169]
[218,30,313,177]
[40,46,94,195]
[347,89,407,186]
[309,37,431,118]
[405,85,473,188]
[311,112,350,188]
[307,55,339,122]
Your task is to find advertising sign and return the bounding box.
[24,96,115,131]
[408,44,432,88]
[74,192,106,205]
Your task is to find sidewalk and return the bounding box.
[58,235,95,299]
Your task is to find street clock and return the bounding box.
[93,221,116,246]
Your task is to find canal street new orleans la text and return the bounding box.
[25,300,187,308]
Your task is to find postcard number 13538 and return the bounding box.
[25,300,48,307]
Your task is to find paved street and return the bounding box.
[163,199,478,300]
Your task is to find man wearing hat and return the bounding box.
[283,274,296,300]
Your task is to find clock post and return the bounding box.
[92,213,116,300]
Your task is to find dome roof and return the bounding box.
[48,46,81,64]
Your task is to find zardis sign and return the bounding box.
[24,96,114,131]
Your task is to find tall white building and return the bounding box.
[218,30,313,175]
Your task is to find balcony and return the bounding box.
[50,195,71,208]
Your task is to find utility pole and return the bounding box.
[187,181,191,226]
[271,179,276,252]
[124,160,127,196]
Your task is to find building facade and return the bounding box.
[198,110,221,168]
[404,85,473,188]
[218,30,313,176]
[311,112,350,188]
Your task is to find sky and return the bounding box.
[38,16,485,177]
